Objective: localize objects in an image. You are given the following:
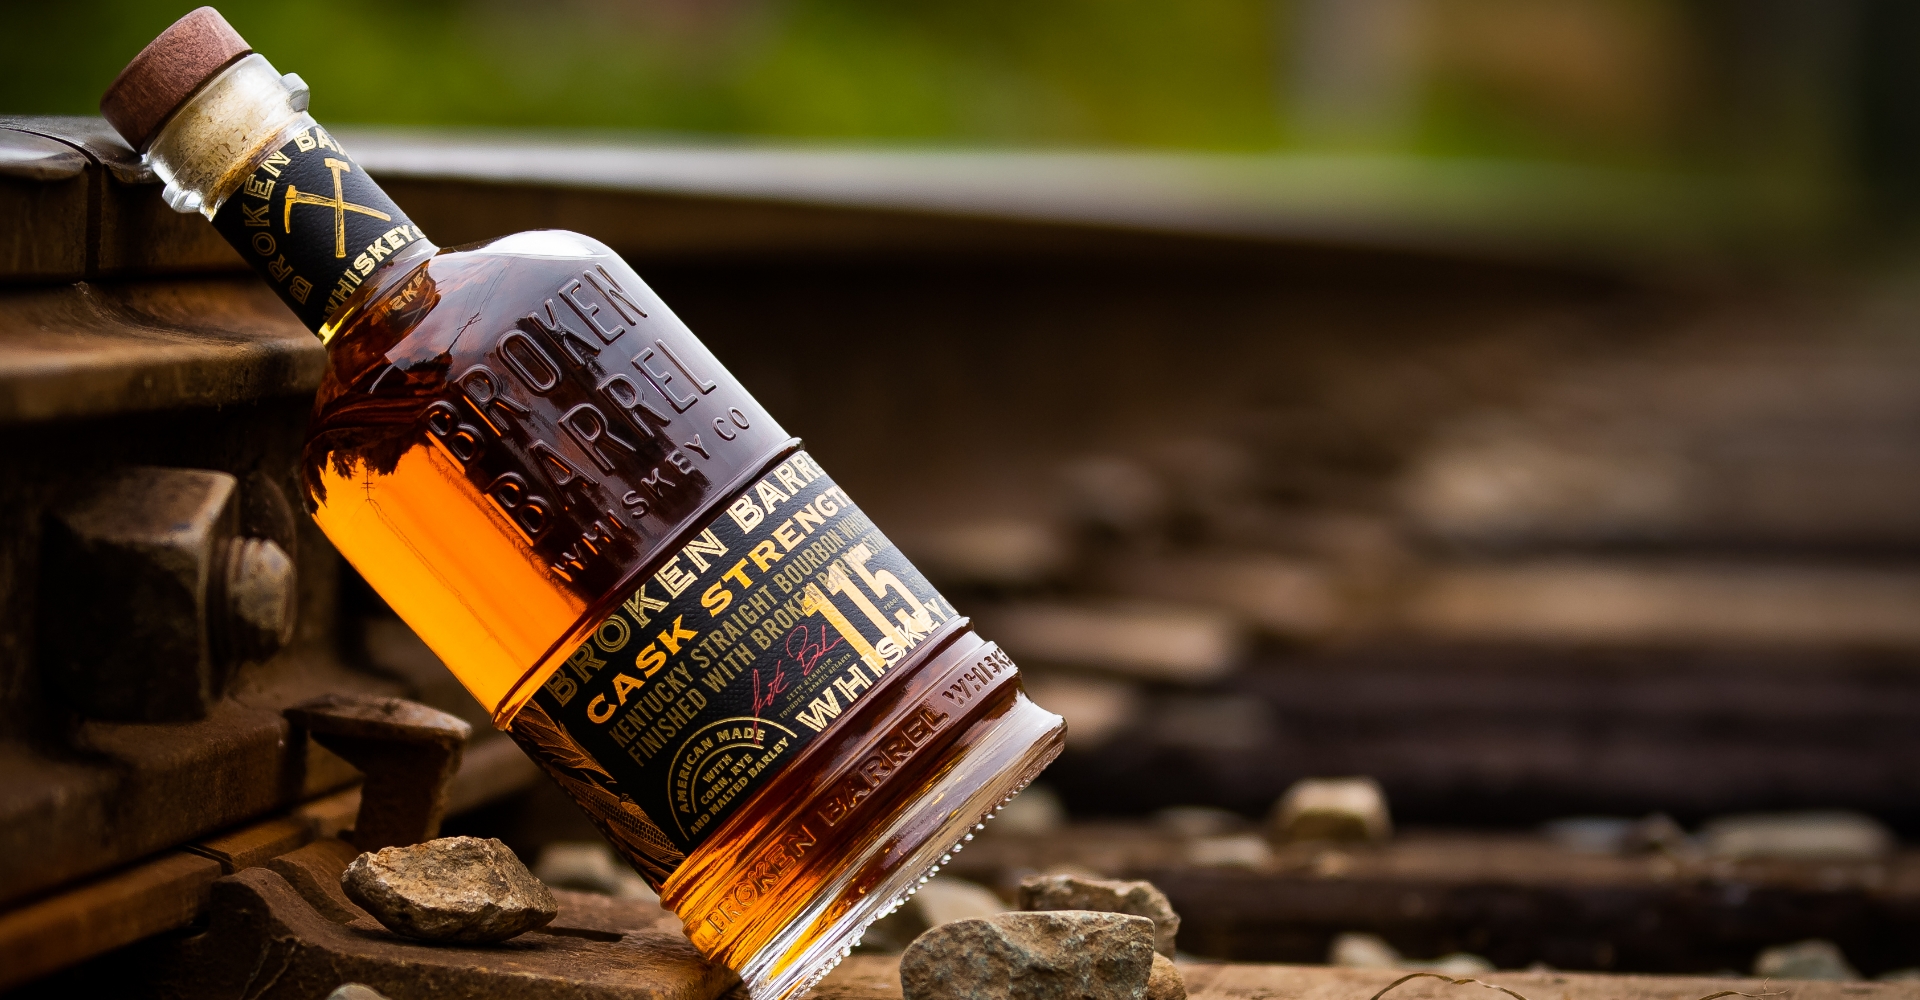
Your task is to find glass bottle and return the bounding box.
[102,10,1064,999]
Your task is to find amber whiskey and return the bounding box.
[102,10,1063,999]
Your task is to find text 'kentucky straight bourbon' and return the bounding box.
[99,9,1064,998]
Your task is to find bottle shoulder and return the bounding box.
[323,231,633,369]
[304,224,771,509]
[450,229,621,262]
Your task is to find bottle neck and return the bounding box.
[146,53,433,336]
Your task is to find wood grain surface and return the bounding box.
[810,955,1920,1000]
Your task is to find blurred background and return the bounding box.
[7,0,1920,243]
[8,0,1920,986]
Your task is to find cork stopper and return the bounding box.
[99,7,252,151]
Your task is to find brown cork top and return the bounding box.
[99,7,252,151]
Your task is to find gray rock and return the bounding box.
[855,902,929,955]
[901,911,1155,1000]
[1753,939,1860,981]
[325,987,393,1000]
[1329,932,1402,969]
[1183,834,1272,870]
[1706,812,1892,863]
[532,840,657,902]
[1147,953,1186,1000]
[1153,806,1245,839]
[1329,933,1491,974]
[1020,874,1181,958]
[341,836,557,944]
[1270,777,1391,845]
[1423,953,1495,976]
[995,786,1068,836]
[917,877,1012,926]
[857,877,1010,955]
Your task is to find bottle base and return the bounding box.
[728,691,1065,1000]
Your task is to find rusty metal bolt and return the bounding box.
[226,536,296,661]
[39,466,299,722]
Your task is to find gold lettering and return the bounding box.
[657,615,697,654]
[801,581,882,671]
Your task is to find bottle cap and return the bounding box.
[99,7,252,151]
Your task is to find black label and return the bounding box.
[212,125,423,332]
[509,452,961,879]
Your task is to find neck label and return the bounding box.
[211,125,423,332]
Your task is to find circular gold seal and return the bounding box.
[670,716,799,839]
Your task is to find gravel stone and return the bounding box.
[1020,874,1181,957]
[1753,939,1860,981]
[1329,932,1402,969]
[1706,812,1892,862]
[901,910,1155,1000]
[341,836,557,944]
[857,877,1010,954]
[1147,953,1186,1000]
[532,840,657,901]
[1329,933,1491,975]
[1270,777,1392,844]
[325,987,393,1000]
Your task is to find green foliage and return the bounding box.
[0,0,1861,207]
[0,0,1289,149]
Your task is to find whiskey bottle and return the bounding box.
[100,10,1064,998]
